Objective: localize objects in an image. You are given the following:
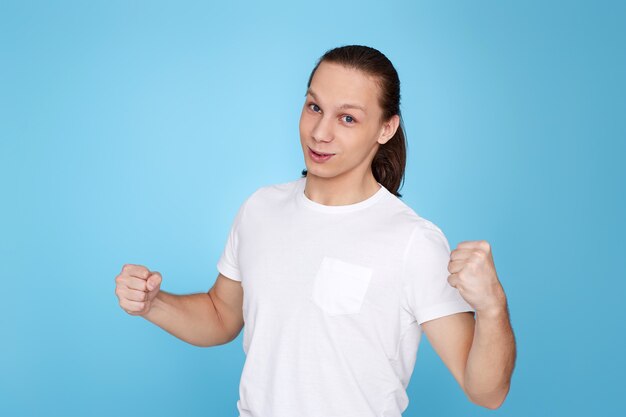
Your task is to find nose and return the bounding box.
[311,115,334,143]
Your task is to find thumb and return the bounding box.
[147,272,162,291]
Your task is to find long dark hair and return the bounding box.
[300,45,407,198]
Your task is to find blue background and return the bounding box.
[1,1,624,416]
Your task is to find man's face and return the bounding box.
[299,61,390,182]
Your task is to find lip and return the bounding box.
[308,146,335,163]
[308,146,335,156]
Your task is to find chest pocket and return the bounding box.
[310,256,373,316]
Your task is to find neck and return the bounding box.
[303,172,381,206]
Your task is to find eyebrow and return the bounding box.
[306,88,366,113]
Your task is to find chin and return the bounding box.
[305,166,338,180]
[303,164,322,177]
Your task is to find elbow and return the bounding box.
[476,398,505,410]
[466,383,510,410]
[468,395,505,410]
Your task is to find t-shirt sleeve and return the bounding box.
[402,222,475,325]
[216,197,249,282]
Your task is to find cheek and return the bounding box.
[299,114,312,134]
[298,120,305,140]
[347,133,374,158]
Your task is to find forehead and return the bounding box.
[308,61,381,112]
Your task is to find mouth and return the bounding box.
[308,146,335,162]
[308,146,335,156]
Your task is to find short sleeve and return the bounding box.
[216,198,249,282]
[402,223,475,325]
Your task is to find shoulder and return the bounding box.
[381,192,447,239]
[240,176,303,209]
[378,192,448,251]
[228,178,302,229]
[404,215,451,259]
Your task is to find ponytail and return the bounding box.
[371,117,407,197]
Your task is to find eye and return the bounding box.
[308,102,321,113]
[341,115,356,124]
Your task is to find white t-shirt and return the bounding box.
[217,176,475,417]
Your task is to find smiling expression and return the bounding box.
[299,61,394,181]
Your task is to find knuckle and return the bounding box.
[480,240,491,250]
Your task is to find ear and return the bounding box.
[377,114,400,145]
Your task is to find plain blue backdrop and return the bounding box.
[1,1,624,416]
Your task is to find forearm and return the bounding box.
[142,290,229,347]
[463,303,517,409]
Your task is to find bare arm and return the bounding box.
[422,308,516,409]
[463,305,516,407]
[421,240,516,409]
[143,274,244,347]
[115,264,244,347]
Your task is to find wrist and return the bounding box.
[142,291,166,320]
[476,302,508,321]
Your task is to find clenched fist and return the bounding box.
[115,264,162,316]
[447,240,507,316]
